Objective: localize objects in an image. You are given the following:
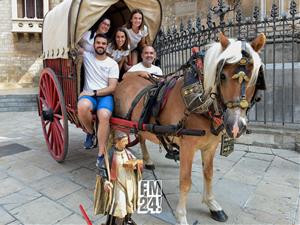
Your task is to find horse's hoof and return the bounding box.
[145,164,155,170]
[210,210,228,222]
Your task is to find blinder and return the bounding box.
[256,64,266,90]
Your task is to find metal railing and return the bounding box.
[154,0,300,126]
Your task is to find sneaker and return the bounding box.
[84,133,95,149]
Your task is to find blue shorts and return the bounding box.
[78,95,114,112]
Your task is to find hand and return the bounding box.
[124,63,132,71]
[138,71,151,79]
[79,91,93,98]
[104,180,113,192]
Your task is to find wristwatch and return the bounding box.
[93,90,97,97]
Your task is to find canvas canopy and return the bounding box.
[42,0,162,59]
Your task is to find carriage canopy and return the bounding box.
[43,0,162,59]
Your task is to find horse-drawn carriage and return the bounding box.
[39,0,266,224]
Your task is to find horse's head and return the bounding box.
[204,33,266,138]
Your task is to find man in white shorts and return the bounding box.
[77,33,119,168]
[123,45,163,79]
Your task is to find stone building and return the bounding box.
[0,0,63,90]
[0,0,298,90]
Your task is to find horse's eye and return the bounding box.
[220,73,226,81]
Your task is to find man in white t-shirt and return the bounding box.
[123,46,163,79]
[77,33,119,168]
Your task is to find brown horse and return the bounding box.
[113,33,266,224]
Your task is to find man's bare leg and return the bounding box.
[77,99,94,134]
[96,108,112,156]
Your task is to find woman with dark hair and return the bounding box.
[80,16,111,53]
[107,27,130,72]
[124,9,149,65]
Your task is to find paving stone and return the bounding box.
[30,175,82,200]
[248,145,273,154]
[224,157,271,185]
[272,148,300,159]
[215,148,246,162]
[213,157,237,175]
[234,143,249,151]
[132,213,171,225]
[7,163,50,183]
[6,220,23,225]
[214,178,256,207]
[286,156,300,164]
[0,207,15,224]
[255,180,299,201]
[242,207,293,224]
[58,189,94,215]
[0,188,41,211]
[0,178,25,198]
[10,197,72,224]
[233,211,261,224]
[245,152,275,162]
[244,193,297,223]
[0,155,25,171]
[64,167,96,189]
[55,213,86,224]
[295,203,300,225]
[0,169,8,180]
[264,156,300,188]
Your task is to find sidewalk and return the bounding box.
[0,111,299,225]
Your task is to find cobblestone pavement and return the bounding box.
[0,111,299,225]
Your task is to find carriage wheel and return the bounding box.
[38,68,68,162]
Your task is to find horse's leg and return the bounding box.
[139,134,155,170]
[176,139,195,225]
[201,142,228,222]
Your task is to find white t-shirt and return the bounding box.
[83,52,119,92]
[81,31,95,53]
[128,62,163,76]
[106,44,130,63]
[124,26,148,50]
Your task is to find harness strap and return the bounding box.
[125,84,156,120]
[138,82,165,130]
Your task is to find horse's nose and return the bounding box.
[225,120,247,138]
[224,109,247,139]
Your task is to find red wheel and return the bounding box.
[38,68,68,162]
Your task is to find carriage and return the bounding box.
[38,0,163,162]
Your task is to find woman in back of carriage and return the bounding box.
[124,9,149,66]
[107,27,130,80]
[80,16,111,52]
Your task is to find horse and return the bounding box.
[113,32,266,224]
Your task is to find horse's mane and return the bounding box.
[203,39,263,94]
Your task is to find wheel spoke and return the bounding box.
[54,113,63,119]
[54,122,63,157]
[54,118,64,133]
[43,120,50,128]
[53,101,60,114]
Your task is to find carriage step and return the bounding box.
[0,94,37,112]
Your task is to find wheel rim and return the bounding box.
[38,68,68,162]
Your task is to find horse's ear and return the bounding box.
[251,33,266,52]
[219,32,230,49]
